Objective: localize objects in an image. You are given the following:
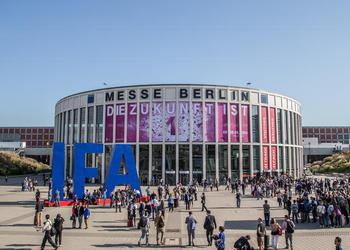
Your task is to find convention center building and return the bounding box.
[55,84,303,185]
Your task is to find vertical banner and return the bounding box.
[230,104,239,142]
[271,146,277,170]
[241,104,250,143]
[115,104,125,142]
[105,104,114,143]
[204,102,216,142]
[165,102,176,141]
[262,145,269,170]
[217,103,228,142]
[152,102,163,142]
[192,102,203,142]
[127,103,137,142]
[178,102,190,142]
[261,106,269,143]
[270,107,277,144]
[139,103,150,142]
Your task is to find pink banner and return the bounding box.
[139,103,150,142]
[204,102,216,142]
[178,102,190,142]
[262,146,269,170]
[115,104,125,142]
[192,102,203,142]
[217,103,228,142]
[271,146,277,170]
[165,102,176,141]
[270,107,277,144]
[105,104,114,143]
[230,104,239,142]
[241,105,250,143]
[152,102,163,142]
[261,106,269,143]
[127,103,137,142]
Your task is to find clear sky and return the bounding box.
[0,1,349,126]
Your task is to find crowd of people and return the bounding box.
[32,174,348,250]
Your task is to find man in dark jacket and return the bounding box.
[203,210,217,246]
[54,213,65,246]
[77,202,85,229]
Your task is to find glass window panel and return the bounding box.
[242,145,250,177]
[231,145,240,180]
[152,145,162,186]
[277,109,283,144]
[179,145,190,184]
[253,146,260,174]
[252,105,260,142]
[95,105,103,143]
[279,146,284,173]
[87,106,94,143]
[139,145,149,185]
[67,110,72,144]
[73,109,79,143]
[206,145,216,184]
[80,108,86,142]
[165,145,176,185]
[218,145,228,184]
[192,145,203,184]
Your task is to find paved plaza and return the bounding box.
[0,184,349,250]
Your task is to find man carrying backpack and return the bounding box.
[40,214,58,250]
[203,210,217,246]
[138,214,150,246]
[282,215,295,250]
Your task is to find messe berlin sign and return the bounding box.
[51,143,141,200]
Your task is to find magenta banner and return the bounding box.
[192,102,203,142]
[105,104,114,143]
[152,102,163,142]
[270,107,277,144]
[204,102,216,142]
[178,102,190,142]
[241,104,250,143]
[139,102,150,142]
[127,103,137,142]
[165,102,176,141]
[230,104,239,142]
[261,106,269,143]
[217,103,228,142]
[115,104,125,142]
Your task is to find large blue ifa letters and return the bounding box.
[51,143,141,200]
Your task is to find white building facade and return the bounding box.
[55,84,303,185]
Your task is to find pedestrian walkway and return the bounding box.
[0,185,349,249]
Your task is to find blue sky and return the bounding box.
[0,1,349,126]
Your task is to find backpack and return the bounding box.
[286,221,294,233]
[139,217,147,228]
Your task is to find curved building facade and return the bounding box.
[55,84,303,185]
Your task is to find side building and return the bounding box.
[55,84,303,185]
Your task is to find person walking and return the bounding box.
[154,211,165,245]
[215,226,225,250]
[137,213,150,246]
[282,215,295,250]
[256,218,266,250]
[201,192,208,212]
[335,236,343,250]
[236,191,242,208]
[204,210,217,246]
[168,194,175,212]
[71,203,78,228]
[40,214,58,250]
[53,214,65,246]
[185,211,197,246]
[83,204,91,229]
[291,200,299,224]
[270,218,282,250]
[263,200,271,227]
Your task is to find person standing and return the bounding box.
[5,175,8,183]
[83,204,91,229]
[215,226,225,250]
[71,203,78,228]
[154,211,165,245]
[35,200,43,227]
[77,202,85,229]
[282,215,295,250]
[138,214,150,246]
[54,189,60,207]
[256,218,266,250]
[270,218,282,250]
[53,213,65,246]
[168,194,174,212]
[203,210,217,246]
[291,200,299,224]
[40,214,58,250]
[185,211,197,246]
[263,200,271,227]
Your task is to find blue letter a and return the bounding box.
[105,144,141,196]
